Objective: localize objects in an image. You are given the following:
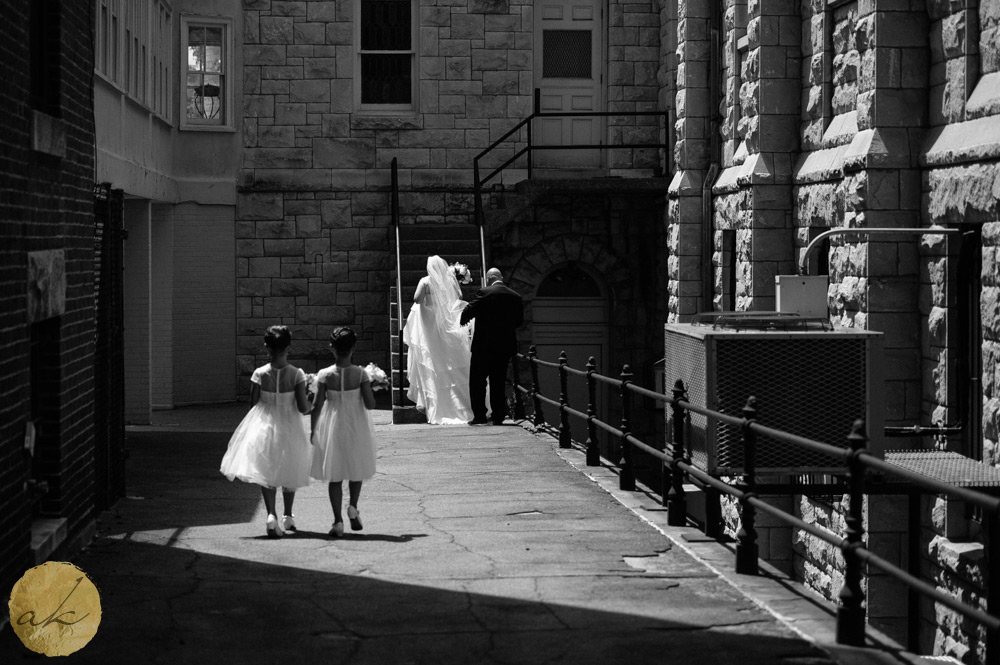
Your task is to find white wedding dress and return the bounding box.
[403,256,474,424]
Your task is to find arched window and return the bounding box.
[536,263,601,298]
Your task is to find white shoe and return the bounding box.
[266,514,283,539]
[329,522,344,538]
[281,515,297,532]
[347,505,363,531]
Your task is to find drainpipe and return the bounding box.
[702,2,721,313]
[702,164,718,312]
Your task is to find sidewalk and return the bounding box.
[3,404,918,664]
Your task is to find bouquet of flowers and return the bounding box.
[364,362,390,392]
[451,262,472,285]
[305,373,318,398]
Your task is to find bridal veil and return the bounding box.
[402,256,473,424]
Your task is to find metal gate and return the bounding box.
[93,183,126,510]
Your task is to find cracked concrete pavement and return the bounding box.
[2,405,920,664]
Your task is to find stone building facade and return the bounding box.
[666,0,1000,661]
[237,0,665,393]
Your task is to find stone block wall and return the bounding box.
[917,0,1000,658]
[789,0,924,646]
[239,0,532,390]
[238,0,662,395]
[917,161,1000,663]
[663,0,1000,655]
[666,0,713,320]
[984,222,1000,467]
[919,505,989,662]
[607,0,662,174]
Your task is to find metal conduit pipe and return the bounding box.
[798,226,962,275]
[884,424,964,438]
[702,164,718,312]
[702,3,721,313]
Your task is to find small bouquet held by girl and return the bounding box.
[363,362,389,391]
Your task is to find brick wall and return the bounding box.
[173,203,237,403]
[151,205,174,408]
[123,201,152,423]
[0,4,34,596]
[0,1,96,596]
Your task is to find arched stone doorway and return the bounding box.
[531,262,609,443]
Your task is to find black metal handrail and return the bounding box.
[391,158,405,408]
[472,88,671,239]
[510,347,1000,661]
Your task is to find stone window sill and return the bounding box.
[351,114,423,131]
[921,115,1000,167]
[32,111,66,158]
[31,517,67,564]
[928,535,984,581]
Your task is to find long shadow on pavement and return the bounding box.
[2,536,837,665]
[2,421,842,665]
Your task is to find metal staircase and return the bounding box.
[388,91,672,424]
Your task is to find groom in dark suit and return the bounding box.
[460,267,524,425]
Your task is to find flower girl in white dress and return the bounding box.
[220,325,313,538]
[311,327,378,537]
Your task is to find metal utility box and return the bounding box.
[664,314,884,475]
[775,275,828,318]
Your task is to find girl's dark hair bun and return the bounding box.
[329,326,357,353]
[264,325,291,351]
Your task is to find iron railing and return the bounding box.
[510,347,1000,663]
[93,183,127,511]
[472,88,671,240]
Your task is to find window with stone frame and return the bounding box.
[967,4,1000,118]
[180,16,233,130]
[95,0,173,121]
[956,227,983,462]
[356,0,417,112]
[802,0,859,149]
[726,1,748,162]
[720,229,737,311]
[829,1,859,117]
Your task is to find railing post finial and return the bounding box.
[529,345,544,427]
[558,351,571,449]
[735,395,759,575]
[585,356,600,466]
[666,379,688,525]
[511,353,525,421]
[837,417,868,646]
[619,364,635,492]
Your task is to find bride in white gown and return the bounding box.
[403,255,474,424]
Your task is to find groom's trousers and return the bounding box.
[470,350,511,423]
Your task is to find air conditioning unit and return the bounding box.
[664,313,884,475]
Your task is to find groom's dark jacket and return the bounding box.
[460,281,524,356]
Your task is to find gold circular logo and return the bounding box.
[8,561,101,656]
